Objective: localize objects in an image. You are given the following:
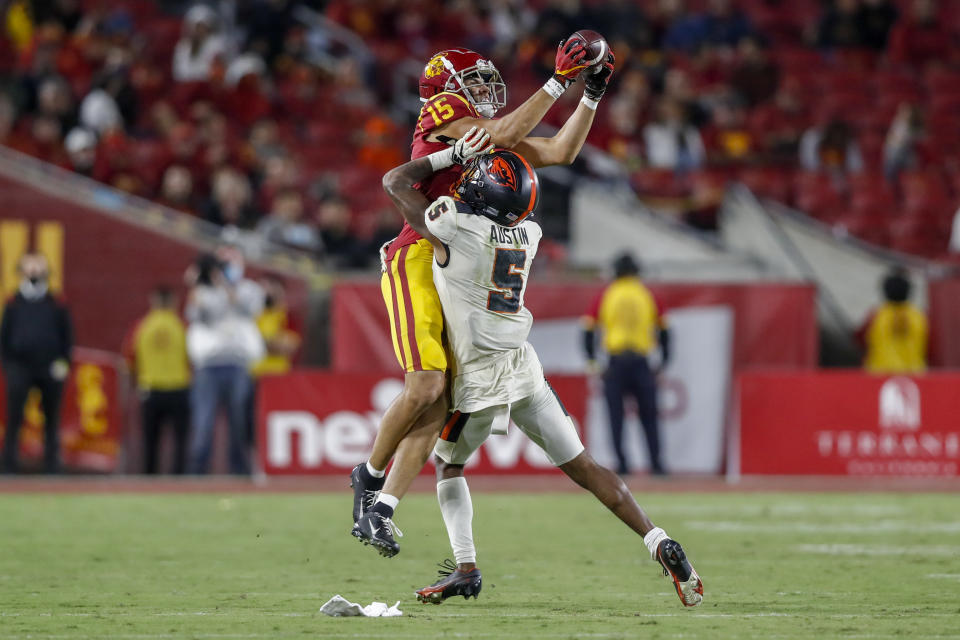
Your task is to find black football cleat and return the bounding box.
[656,539,703,607]
[351,510,402,557]
[416,559,482,604]
[350,463,384,524]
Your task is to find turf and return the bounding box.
[0,491,958,639]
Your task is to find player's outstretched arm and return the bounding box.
[383,128,493,260]
[434,40,588,148]
[511,52,615,168]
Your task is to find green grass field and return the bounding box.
[1,490,958,639]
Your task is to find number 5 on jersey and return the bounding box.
[487,248,526,314]
[428,199,450,221]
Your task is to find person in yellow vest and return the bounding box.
[857,267,928,374]
[583,254,670,475]
[247,276,301,447]
[250,276,301,378]
[124,286,191,474]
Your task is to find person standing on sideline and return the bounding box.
[184,249,264,474]
[582,253,670,476]
[248,275,301,446]
[856,266,928,374]
[1,253,73,473]
[250,276,300,378]
[124,286,191,474]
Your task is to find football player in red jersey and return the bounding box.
[350,41,617,540]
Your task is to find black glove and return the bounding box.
[583,51,616,101]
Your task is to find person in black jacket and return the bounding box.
[1,253,73,473]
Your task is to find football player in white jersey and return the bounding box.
[355,127,703,608]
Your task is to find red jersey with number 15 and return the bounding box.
[385,91,481,261]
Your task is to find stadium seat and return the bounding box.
[772,46,824,73]
[923,68,960,95]
[793,171,847,223]
[899,170,951,209]
[889,214,947,258]
[631,169,688,198]
[870,69,922,96]
[738,167,793,202]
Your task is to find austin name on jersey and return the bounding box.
[489,224,531,246]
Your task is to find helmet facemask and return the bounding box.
[448,60,506,118]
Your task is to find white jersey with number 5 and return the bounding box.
[424,195,544,413]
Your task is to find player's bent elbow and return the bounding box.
[534,145,576,168]
[556,146,579,166]
[381,170,401,196]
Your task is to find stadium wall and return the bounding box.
[0,149,313,355]
[928,277,960,367]
[330,280,819,373]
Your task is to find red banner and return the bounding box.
[256,371,587,475]
[0,348,123,472]
[331,280,817,373]
[928,277,960,368]
[738,371,960,476]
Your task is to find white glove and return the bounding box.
[453,126,494,163]
[428,127,494,171]
[50,358,70,381]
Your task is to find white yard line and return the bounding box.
[654,503,910,516]
[4,634,960,640]
[796,543,960,556]
[687,521,960,534]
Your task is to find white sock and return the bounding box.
[437,477,476,565]
[643,527,668,560]
[375,493,399,511]
[366,461,385,478]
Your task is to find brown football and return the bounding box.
[568,29,609,72]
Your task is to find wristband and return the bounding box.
[542,77,566,100]
[580,95,599,111]
[428,147,455,172]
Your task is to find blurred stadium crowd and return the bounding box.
[2,0,960,262]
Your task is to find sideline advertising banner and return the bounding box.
[257,373,588,475]
[738,372,960,476]
[258,303,734,476]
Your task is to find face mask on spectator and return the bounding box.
[20,275,49,300]
[223,262,244,284]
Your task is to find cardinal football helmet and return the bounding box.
[420,49,507,118]
[455,149,539,227]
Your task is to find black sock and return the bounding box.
[371,502,394,519]
[359,464,385,488]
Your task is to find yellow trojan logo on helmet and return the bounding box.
[424,54,445,78]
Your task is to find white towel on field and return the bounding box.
[319,594,403,617]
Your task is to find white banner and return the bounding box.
[528,306,733,473]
